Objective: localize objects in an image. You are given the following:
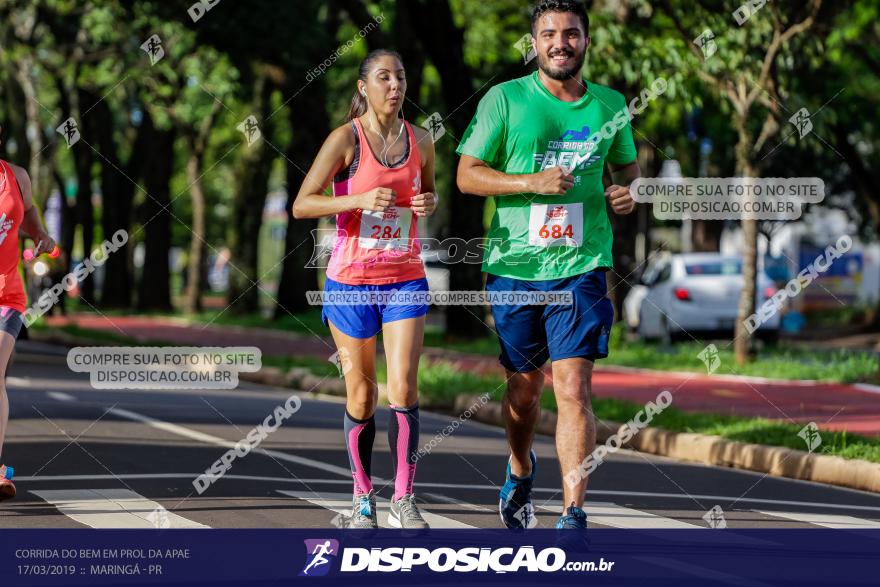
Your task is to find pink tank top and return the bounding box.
[0,160,25,312]
[325,118,426,285]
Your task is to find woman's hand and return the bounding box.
[32,231,57,256]
[411,192,437,217]
[358,187,396,212]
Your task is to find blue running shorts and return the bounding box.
[486,269,614,372]
[321,277,430,339]
[0,306,23,339]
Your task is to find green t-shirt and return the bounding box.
[456,72,637,280]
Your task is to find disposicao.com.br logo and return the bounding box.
[300,542,612,575]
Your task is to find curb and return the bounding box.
[454,395,880,495]
[594,364,828,387]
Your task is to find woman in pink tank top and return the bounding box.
[293,50,438,530]
[0,125,57,501]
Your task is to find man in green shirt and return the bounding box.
[456,0,640,537]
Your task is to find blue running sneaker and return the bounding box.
[556,502,590,551]
[0,464,15,501]
[499,449,537,529]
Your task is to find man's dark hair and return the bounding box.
[531,0,590,36]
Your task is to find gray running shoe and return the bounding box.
[388,494,430,531]
[346,490,378,529]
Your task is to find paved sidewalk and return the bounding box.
[43,314,880,435]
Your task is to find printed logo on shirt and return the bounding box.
[0,213,13,245]
[559,126,591,141]
[412,170,421,194]
[534,128,601,174]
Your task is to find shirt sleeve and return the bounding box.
[455,85,507,168]
[606,92,637,166]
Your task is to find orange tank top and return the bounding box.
[0,160,25,313]
[325,118,426,285]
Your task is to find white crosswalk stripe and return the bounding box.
[107,407,364,480]
[538,501,704,529]
[47,391,76,402]
[754,510,880,529]
[277,490,475,528]
[31,488,209,529]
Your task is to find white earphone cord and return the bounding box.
[361,86,405,167]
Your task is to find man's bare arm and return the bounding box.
[457,155,574,197]
[605,160,641,216]
[609,160,640,188]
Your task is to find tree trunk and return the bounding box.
[395,0,425,107]
[71,127,94,301]
[275,2,334,318]
[412,0,486,339]
[181,99,221,315]
[93,98,140,308]
[1,68,31,163]
[14,55,46,202]
[73,89,98,303]
[226,74,275,314]
[137,118,176,312]
[184,152,206,314]
[275,83,328,316]
[734,118,758,366]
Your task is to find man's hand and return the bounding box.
[605,184,635,215]
[411,192,437,217]
[528,166,574,195]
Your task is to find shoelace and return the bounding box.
[398,496,422,521]
[355,496,372,518]
[561,503,586,527]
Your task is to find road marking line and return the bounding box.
[30,488,209,529]
[538,501,702,529]
[15,475,880,515]
[421,491,493,512]
[754,510,880,529]
[106,406,369,481]
[277,490,475,529]
[597,364,821,386]
[47,391,76,402]
[853,383,880,395]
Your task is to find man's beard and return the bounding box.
[537,48,586,81]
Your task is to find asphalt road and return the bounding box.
[3,343,880,531]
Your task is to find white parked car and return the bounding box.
[624,253,781,343]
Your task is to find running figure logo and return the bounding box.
[694,29,717,60]
[237,115,262,147]
[789,108,813,139]
[559,126,591,141]
[299,539,339,577]
[421,113,446,143]
[140,34,165,65]
[703,505,727,529]
[697,344,721,375]
[797,422,822,452]
[56,118,81,148]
